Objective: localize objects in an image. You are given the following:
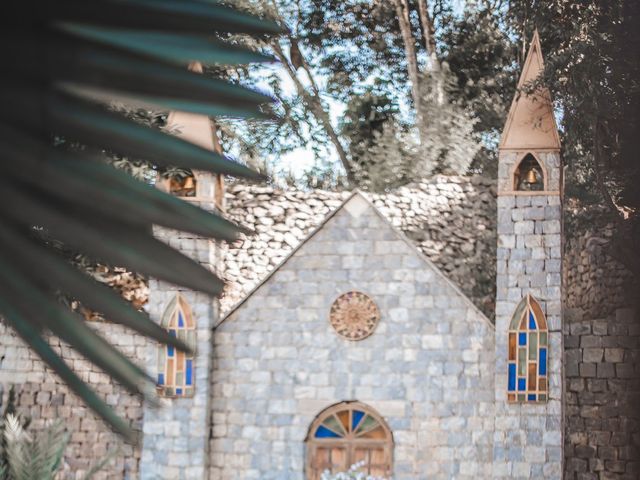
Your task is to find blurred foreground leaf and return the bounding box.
[0,0,281,441]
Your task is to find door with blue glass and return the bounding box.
[306,402,393,479]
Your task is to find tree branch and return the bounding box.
[392,0,424,125]
[271,40,355,183]
[416,0,439,70]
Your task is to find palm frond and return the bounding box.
[0,0,281,440]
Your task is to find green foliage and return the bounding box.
[0,0,280,440]
[507,0,640,272]
[0,389,110,480]
[417,68,481,175]
[1,415,68,480]
[340,90,404,180]
[343,68,480,192]
[440,4,518,174]
[221,0,515,187]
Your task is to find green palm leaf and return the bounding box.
[0,0,281,440]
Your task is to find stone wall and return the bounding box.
[139,180,220,480]
[210,193,495,480]
[223,176,496,319]
[564,220,637,318]
[0,321,144,479]
[564,307,640,480]
[563,217,640,480]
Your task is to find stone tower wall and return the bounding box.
[138,173,220,480]
[493,150,564,479]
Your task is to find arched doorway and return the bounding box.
[305,401,393,479]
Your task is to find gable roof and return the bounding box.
[499,30,561,151]
[220,177,496,320]
[218,191,494,328]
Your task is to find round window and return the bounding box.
[329,291,380,341]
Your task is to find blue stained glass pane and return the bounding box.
[186,360,193,386]
[169,330,176,337]
[158,374,164,385]
[529,312,536,330]
[352,410,365,430]
[539,348,547,375]
[168,345,174,357]
[315,425,340,438]
[518,378,526,391]
[176,388,182,395]
[528,394,536,401]
[178,312,184,327]
[508,364,516,391]
[519,333,527,345]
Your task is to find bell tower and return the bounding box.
[139,62,222,479]
[493,31,563,478]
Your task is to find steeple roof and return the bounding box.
[165,62,215,151]
[499,31,561,151]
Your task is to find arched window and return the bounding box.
[157,294,195,397]
[508,294,548,403]
[514,153,545,191]
[305,402,393,479]
[168,172,197,197]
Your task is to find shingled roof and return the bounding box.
[221,175,497,319]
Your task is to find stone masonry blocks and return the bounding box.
[211,195,495,479]
[494,145,563,479]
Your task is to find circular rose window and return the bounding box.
[329,291,380,341]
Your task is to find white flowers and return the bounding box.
[320,461,390,480]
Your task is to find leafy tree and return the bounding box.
[0,0,280,439]
[440,4,518,174]
[226,0,516,188]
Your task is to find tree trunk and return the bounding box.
[416,0,439,70]
[271,40,355,183]
[392,0,423,121]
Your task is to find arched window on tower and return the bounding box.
[514,153,545,191]
[305,402,393,479]
[168,170,197,197]
[157,294,195,397]
[508,294,548,403]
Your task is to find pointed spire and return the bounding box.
[499,30,561,151]
[165,62,215,152]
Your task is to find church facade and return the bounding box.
[137,32,564,479]
[5,33,638,480]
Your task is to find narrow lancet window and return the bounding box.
[508,294,548,402]
[158,294,195,397]
[514,153,544,191]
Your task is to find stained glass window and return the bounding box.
[157,294,195,397]
[306,402,393,479]
[508,294,548,403]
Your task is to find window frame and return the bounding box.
[507,294,549,403]
[157,293,196,398]
[305,401,393,479]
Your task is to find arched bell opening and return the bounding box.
[513,153,545,191]
[168,169,197,197]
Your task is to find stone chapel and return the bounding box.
[1,32,638,480]
[138,31,562,479]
